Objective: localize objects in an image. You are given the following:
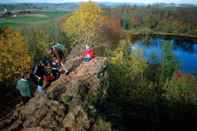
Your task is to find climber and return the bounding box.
[49,43,65,64]
[32,60,46,92]
[51,56,61,79]
[49,42,68,75]
[81,45,95,62]
[16,72,32,103]
[43,62,56,87]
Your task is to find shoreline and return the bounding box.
[128,31,197,43]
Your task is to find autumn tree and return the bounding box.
[100,16,122,42]
[0,27,32,87]
[60,2,103,48]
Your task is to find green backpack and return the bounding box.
[16,79,32,97]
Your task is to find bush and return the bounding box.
[163,72,197,106]
[0,27,32,87]
[96,40,162,130]
[160,41,179,82]
[97,39,197,130]
[21,24,70,64]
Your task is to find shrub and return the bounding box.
[163,72,197,106]
[160,41,178,82]
[21,24,70,64]
[0,27,32,87]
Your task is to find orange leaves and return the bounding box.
[100,16,121,33]
[0,27,32,84]
[110,18,122,34]
[100,16,122,41]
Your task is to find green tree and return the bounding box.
[143,12,159,29]
[163,74,197,105]
[99,40,158,129]
[160,41,178,82]
[21,24,69,64]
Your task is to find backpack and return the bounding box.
[16,79,32,97]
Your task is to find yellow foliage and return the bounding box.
[110,40,128,64]
[111,46,124,65]
[60,2,103,47]
[0,27,32,85]
[192,28,197,35]
[110,40,147,77]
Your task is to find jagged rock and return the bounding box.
[47,57,107,99]
[67,45,83,60]
[63,105,89,131]
[2,93,66,130]
[92,118,115,131]
[64,56,82,73]
[0,57,113,131]
[21,127,52,131]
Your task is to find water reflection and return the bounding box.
[131,38,197,76]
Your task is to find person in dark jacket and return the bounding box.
[51,56,61,79]
[32,61,46,92]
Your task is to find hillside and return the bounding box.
[0,57,113,131]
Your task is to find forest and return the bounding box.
[0,1,197,130]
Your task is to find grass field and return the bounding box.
[0,11,68,29]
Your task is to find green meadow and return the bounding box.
[0,11,68,29]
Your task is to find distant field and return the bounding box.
[0,11,69,29]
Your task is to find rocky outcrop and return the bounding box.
[0,57,114,131]
[48,57,107,96]
[1,93,66,131]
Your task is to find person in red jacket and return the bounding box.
[82,45,95,62]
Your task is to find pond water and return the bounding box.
[130,37,197,76]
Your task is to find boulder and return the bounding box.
[1,93,66,130]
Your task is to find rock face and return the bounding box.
[0,57,114,131]
[48,57,107,97]
[1,93,66,131]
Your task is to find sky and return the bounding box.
[0,0,197,4]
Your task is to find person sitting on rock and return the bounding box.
[51,56,61,79]
[49,42,68,75]
[81,45,95,62]
[32,60,47,92]
[51,43,65,64]
[43,62,56,87]
[16,72,32,103]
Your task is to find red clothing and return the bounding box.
[43,75,55,87]
[83,49,95,58]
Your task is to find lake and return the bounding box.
[130,37,197,76]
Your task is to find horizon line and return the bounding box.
[0,2,196,5]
